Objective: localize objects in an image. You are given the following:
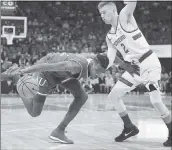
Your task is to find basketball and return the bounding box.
[17,75,39,99]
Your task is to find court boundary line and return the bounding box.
[2,117,165,133]
[2,122,123,133]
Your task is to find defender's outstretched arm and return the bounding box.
[123,0,137,15]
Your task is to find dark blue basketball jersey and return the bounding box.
[35,52,89,95]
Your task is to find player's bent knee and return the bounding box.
[25,108,41,117]
[73,92,88,107]
[79,92,88,104]
[146,81,160,92]
[30,94,46,117]
[83,92,88,101]
[30,112,41,117]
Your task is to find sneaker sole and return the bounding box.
[163,144,172,147]
[163,142,172,147]
[49,136,73,144]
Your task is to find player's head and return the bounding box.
[98,1,118,25]
[89,53,109,79]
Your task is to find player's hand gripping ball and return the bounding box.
[17,75,39,99]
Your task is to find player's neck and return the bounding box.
[111,16,118,29]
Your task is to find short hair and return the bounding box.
[98,1,117,10]
[96,53,109,69]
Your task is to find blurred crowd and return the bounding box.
[1,2,171,55]
[1,1,172,95]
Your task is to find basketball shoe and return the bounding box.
[115,125,139,142]
[163,133,172,147]
[49,128,74,144]
[1,64,21,84]
[163,123,172,147]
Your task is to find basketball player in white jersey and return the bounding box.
[98,1,171,147]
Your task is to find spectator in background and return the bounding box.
[16,51,22,65]
[1,59,14,94]
[19,54,26,68]
[161,67,169,93]
[2,57,12,71]
[90,78,100,93]
[30,52,38,65]
[166,72,172,95]
[105,71,114,93]
[98,73,106,93]
[1,51,7,61]
[11,54,17,65]
[83,80,93,94]
[62,21,70,29]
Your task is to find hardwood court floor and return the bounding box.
[1,94,172,150]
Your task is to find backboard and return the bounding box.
[1,16,27,45]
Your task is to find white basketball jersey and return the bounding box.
[107,19,150,62]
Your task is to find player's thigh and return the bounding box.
[61,78,88,100]
[140,52,161,89]
[109,71,138,99]
[142,67,161,90]
[120,71,140,87]
[140,52,161,74]
[109,80,136,99]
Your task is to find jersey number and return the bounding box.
[121,43,129,53]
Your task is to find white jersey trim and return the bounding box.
[37,92,48,96]
[119,17,138,33]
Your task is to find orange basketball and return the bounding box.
[17,75,39,99]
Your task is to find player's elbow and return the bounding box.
[122,2,137,16]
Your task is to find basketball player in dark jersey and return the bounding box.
[1,52,139,144]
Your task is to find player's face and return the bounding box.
[89,61,106,79]
[99,5,117,24]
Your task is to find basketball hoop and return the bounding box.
[1,16,27,45]
[5,34,14,45]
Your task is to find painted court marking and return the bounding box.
[2,122,121,133]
